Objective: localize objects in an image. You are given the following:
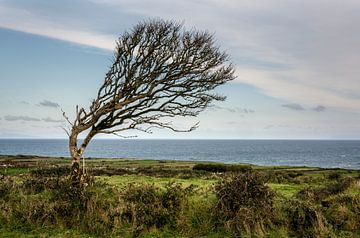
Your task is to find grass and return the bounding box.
[268,183,306,198]
[98,174,216,190]
[0,227,99,238]
[0,167,33,175]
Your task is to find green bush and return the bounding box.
[214,172,275,237]
[285,199,329,238]
[265,171,303,183]
[30,167,70,177]
[0,174,117,235]
[0,175,15,200]
[327,171,342,181]
[297,177,356,204]
[193,163,252,173]
[325,194,360,232]
[120,182,191,236]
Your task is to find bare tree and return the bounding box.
[65,19,235,176]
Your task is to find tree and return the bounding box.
[64,19,235,176]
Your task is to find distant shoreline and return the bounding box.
[1,154,358,172]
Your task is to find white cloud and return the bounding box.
[4,115,40,122]
[0,5,115,50]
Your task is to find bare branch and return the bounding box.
[61,108,73,127]
[68,19,235,166]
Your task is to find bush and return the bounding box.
[296,177,356,203]
[327,171,342,180]
[120,182,190,236]
[214,172,275,237]
[325,194,360,232]
[193,163,252,173]
[0,174,117,235]
[0,175,15,200]
[285,199,329,238]
[265,171,303,183]
[30,167,70,177]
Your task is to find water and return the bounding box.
[0,139,359,169]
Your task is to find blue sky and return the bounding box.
[0,0,359,139]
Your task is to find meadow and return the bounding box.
[0,155,359,237]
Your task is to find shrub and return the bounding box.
[285,199,329,238]
[0,175,15,200]
[120,182,190,236]
[193,163,252,173]
[327,171,342,181]
[325,194,360,232]
[265,171,303,183]
[30,167,70,177]
[0,174,117,235]
[296,177,356,203]
[214,172,275,237]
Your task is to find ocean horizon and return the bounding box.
[0,139,359,170]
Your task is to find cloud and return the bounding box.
[264,125,274,130]
[42,117,64,123]
[281,103,305,111]
[38,100,59,108]
[20,101,30,105]
[212,105,255,114]
[4,115,41,122]
[313,105,326,112]
[0,4,115,50]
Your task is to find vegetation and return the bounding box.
[0,155,359,237]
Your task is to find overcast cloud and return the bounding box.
[281,103,305,111]
[4,115,41,122]
[38,100,60,108]
[42,117,63,123]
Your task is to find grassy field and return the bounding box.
[0,155,359,237]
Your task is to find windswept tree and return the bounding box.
[65,19,235,176]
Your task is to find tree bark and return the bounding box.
[69,131,81,178]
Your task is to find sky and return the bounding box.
[0,0,359,139]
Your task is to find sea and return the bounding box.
[0,139,359,170]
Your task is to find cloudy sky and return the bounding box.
[0,0,359,139]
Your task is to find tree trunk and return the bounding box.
[69,131,81,178]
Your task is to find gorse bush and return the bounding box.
[214,172,275,237]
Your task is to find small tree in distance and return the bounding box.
[64,19,235,176]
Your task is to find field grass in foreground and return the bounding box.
[0,155,359,237]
